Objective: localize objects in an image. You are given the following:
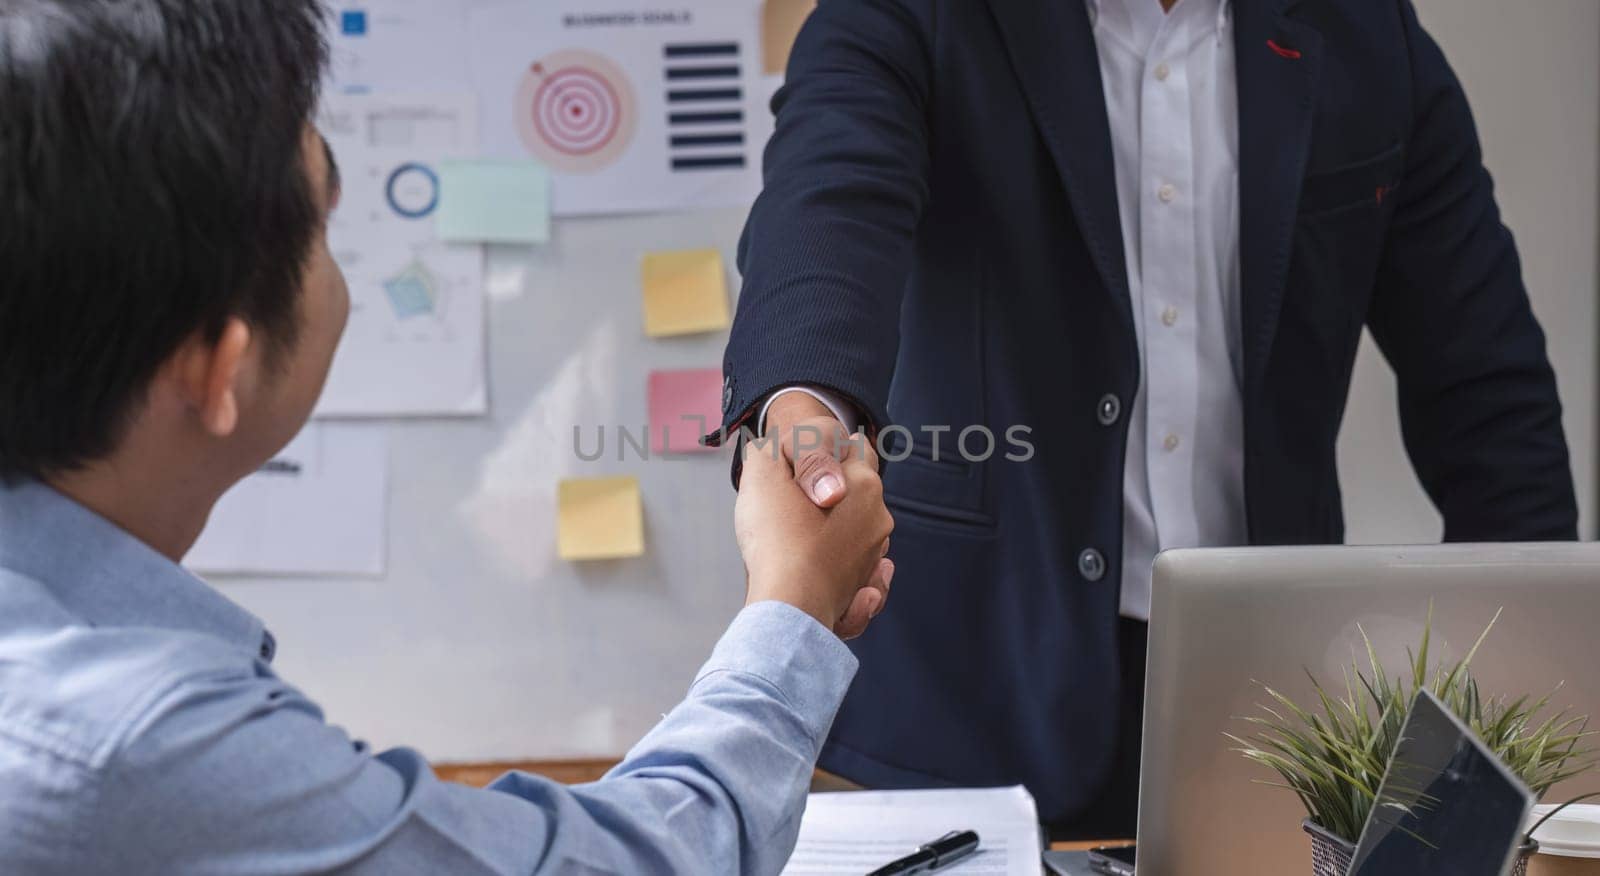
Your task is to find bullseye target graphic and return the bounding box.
[516,49,636,174]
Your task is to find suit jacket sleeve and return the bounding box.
[1364,0,1578,541]
[716,0,933,439]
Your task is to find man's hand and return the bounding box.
[764,391,858,509]
[735,432,894,639]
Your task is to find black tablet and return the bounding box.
[1347,689,1536,876]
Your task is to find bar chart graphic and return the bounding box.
[663,41,747,172]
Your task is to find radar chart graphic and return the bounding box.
[382,260,440,321]
[516,49,636,174]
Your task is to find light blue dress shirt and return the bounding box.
[0,480,858,875]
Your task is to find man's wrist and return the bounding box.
[747,572,837,634]
[764,391,838,438]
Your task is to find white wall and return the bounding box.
[223,0,1599,764]
[1339,0,1599,543]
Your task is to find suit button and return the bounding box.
[1078,548,1106,582]
[1097,393,1121,426]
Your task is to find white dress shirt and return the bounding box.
[1095,0,1246,619]
[765,0,1247,621]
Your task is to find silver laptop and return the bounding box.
[1135,542,1600,875]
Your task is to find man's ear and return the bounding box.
[174,317,253,438]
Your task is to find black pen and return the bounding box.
[866,830,981,875]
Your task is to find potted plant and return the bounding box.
[1229,608,1596,876]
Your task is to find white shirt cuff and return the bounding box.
[757,386,861,435]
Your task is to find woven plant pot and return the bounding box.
[1304,819,1354,876]
[1303,819,1539,875]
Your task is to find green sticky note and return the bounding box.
[436,159,551,244]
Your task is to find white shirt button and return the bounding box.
[1163,433,1181,452]
[1157,183,1177,203]
[1154,62,1171,82]
[1161,306,1179,327]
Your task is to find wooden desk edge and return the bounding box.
[1050,839,1135,851]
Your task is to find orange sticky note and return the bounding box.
[762,0,817,75]
[641,248,730,337]
[557,476,644,561]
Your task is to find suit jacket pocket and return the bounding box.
[1299,143,1404,217]
[880,430,994,531]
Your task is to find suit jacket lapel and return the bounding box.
[985,0,1130,307]
[1235,0,1323,401]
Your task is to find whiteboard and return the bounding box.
[219,208,752,762]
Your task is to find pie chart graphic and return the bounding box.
[385,162,439,219]
[516,49,636,174]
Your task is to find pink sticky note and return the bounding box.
[649,368,723,454]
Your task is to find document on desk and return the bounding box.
[782,786,1042,875]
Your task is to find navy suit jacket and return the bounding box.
[716,0,1577,822]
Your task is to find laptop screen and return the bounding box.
[1347,689,1535,876]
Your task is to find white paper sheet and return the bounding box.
[325,2,475,96]
[325,0,775,216]
[782,786,1043,876]
[315,92,489,416]
[185,424,389,576]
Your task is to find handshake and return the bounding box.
[735,394,895,640]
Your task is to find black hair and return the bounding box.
[0,0,328,479]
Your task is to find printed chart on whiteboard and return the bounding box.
[186,423,389,577]
[315,92,489,417]
[470,4,772,215]
[326,2,773,216]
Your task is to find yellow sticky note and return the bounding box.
[557,476,644,561]
[641,249,730,337]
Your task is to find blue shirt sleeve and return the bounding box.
[84,601,857,876]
